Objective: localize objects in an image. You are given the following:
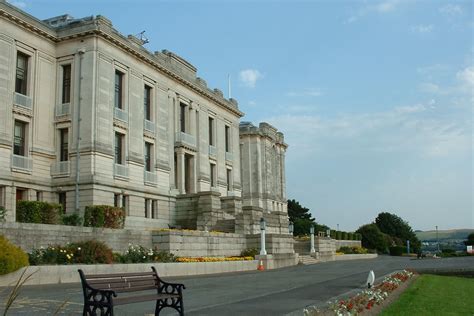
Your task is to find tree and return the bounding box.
[287,199,328,236]
[356,224,389,253]
[375,212,421,252]
[465,233,474,246]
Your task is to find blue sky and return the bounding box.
[12,0,473,231]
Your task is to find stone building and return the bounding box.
[0,2,290,240]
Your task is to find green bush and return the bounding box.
[16,201,62,225]
[0,235,29,275]
[347,233,353,240]
[241,248,259,258]
[356,224,389,254]
[28,245,73,265]
[341,231,348,240]
[336,231,342,240]
[338,246,369,254]
[115,244,177,263]
[389,246,405,256]
[330,230,336,239]
[62,213,82,226]
[69,240,114,264]
[83,205,124,229]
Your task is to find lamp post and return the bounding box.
[310,225,315,253]
[337,224,339,231]
[260,217,267,255]
[289,221,294,236]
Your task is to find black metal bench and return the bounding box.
[78,267,185,316]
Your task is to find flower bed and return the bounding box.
[176,256,254,263]
[304,270,415,315]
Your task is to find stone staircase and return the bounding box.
[298,255,319,265]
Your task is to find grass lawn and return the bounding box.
[381,274,474,315]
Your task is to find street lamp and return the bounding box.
[310,225,315,253]
[288,221,294,235]
[260,217,267,255]
[436,225,440,253]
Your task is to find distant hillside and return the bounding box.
[416,229,474,242]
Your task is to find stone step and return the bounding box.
[298,255,320,265]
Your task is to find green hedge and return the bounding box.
[16,201,63,224]
[83,205,125,229]
[0,235,29,275]
[389,246,405,256]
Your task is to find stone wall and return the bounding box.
[0,222,153,252]
[294,238,360,254]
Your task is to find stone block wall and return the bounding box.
[0,222,153,252]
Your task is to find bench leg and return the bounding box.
[155,297,184,316]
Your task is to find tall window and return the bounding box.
[210,163,216,187]
[14,120,26,156]
[226,168,232,191]
[59,128,68,161]
[152,200,157,219]
[114,193,121,207]
[62,64,71,104]
[180,103,186,133]
[144,142,153,172]
[15,52,28,95]
[144,85,152,121]
[114,132,124,164]
[58,192,66,213]
[208,117,214,146]
[114,71,124,109]
[225,125,230,152]
[145,198,150,218]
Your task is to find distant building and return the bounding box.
[0,1,289,234]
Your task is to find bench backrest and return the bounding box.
[79,269,159,293]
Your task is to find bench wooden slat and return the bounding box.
[114,293,180,306]
[85,271,155,279]
[88,276,157,285]
[103,285,158,293]
[96,281,157,291]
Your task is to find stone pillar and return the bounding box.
[310,231,316,253]
[260,228,267,255]
[189,105,196,137]
[176,150,185,194]
[190,154,196,194]
[145,198,152,218]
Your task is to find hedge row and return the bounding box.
[330,230,362,241]
[83,205,125,229]
[16,201,63,224]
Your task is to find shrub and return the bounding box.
[28,245,73,265]
[389,246,405,256]
[115,244,177,263]
[339,246,369,254]
[83,205,124,229]
[241,248,259,258]
[336,231,342,240]
[0,235,29,275]
[16,201,62,225]
[330,230,336,239]
[0,206,6,222]
[341,231,348,240]
[356,224,389,254]
[62,213,82,226]
[68,240,114,264]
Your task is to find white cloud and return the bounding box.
[7,0,27,8]
[395,103,427,114]
[439,4,463,16]
[412,24,434,34]
[239,69,263,88]
[345,0,400,24]
[456,66,474,88]
[286,88,323,97]
[419,82,441,94]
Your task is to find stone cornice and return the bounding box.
[0,2,244,118]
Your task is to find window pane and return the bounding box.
[208,117,214,145]
[114,71,123,109]
[14,121,25,156]
[144,86,151,121]
[62,65,71,104]
[60,128,68,161]
[115,133,123,164]
[225,126,230,152]
[15,53,28,95]
[145,142,152,171]
[180,103,186,133]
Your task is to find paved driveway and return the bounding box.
[1,256,473,315]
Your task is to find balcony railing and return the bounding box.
[175,132,196,148]
[55,103,71,117]
[114,163,129,179]
[225,151,233,161]
[11,154,32,171]
[209,145,217,157]
[144,170,157,185]
[144,119,155,133]
[114,107,128,122]
[13,92,32,110]
[50,161,70,177]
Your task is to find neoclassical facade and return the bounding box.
[0,2,288,234]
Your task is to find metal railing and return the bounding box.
[55,103,71,117]
[144,170,157,184]
[114,163,129,178]
[114,107,128,122]
[11,154,32,171]
[175,132,196,148]
[225,151,233,161]
[209,145,217,157]
[50,161,70,176]
[144,119,155,133]
[13,92,32,110]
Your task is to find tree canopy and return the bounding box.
[287,199,328,236]
[356,223,389,253]
[375,212,421,252]
[465,233,474,246]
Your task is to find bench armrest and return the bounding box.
[158,278,186,294]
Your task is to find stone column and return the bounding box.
[190,154,196,194]
[260,227,267,255]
